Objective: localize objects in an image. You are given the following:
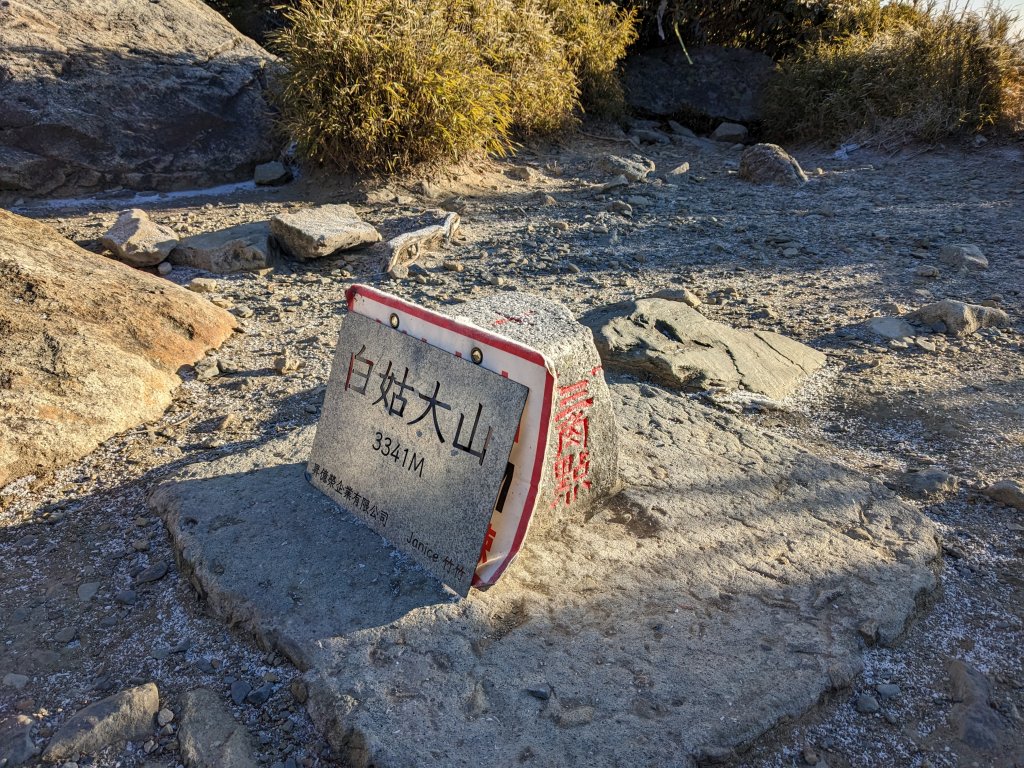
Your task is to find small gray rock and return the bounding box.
[599,154,655,183]
[229,680,251,706]
[246,683,274,707]
[2,673,29,690]
[253,161,292,186]
[876,683,901,699]
[135,561,169,584]
[898,468,957,499]
[156,708,174,727]
[711,122,748,143]
[866,317,915,341]
[982,479,1024,510]
[171,222,270,274]
[77,581,101,602]
[939,244,988,270]
[855,694,881,714]
[42,683,159,761]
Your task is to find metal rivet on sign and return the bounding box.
[470,347,483,365]
[389,313,400,329]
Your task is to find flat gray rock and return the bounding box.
[270,205,381,261]
[170,222,270,274]
[178,688,257,768]
[151,384,939,768]
[42,682,158,761]
[866,316,916,341]
[582,298,826,399]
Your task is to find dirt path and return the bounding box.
[2,131,1022,767]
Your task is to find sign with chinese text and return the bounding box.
[344,286,558,589]
[308,310,529,596]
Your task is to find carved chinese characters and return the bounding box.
[308,311,528,596]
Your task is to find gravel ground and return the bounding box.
[1,127,1022,767]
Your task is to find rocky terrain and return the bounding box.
[1,125,1022,768]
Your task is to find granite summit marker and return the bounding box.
[308,310,528,596]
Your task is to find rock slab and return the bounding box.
[178,689,257,768]
[101,209,179,267]
[42,682,158,761]
[582,298,826,399]
[170,222,270,274]
[270,205,381,261]
[0,210,237,488]
[0,0,276,197]
[151,384,940,768]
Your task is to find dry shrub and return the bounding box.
[272,0,637,174]
[273,0,511,174]
[764,2,1024,141]
[466,0,580,134]
[540,0,639,114]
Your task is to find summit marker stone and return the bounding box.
[308,311,528,595]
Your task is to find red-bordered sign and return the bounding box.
[347,285,554,587]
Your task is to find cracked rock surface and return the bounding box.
[584,297,827,398]
[151,382,939,767]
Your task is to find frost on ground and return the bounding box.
[1,132,1022,767]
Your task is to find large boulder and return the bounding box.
[0,0,277,198]
[622,45,774,124]
[150,385,939,768]
[0,210,237,487]
[582,298,826,399]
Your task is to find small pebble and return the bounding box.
[856,693,881,714]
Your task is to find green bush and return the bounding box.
[272,0,636,174]
[764,2,1024,141]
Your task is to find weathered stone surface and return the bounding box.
[622,45,774,123]
[454,293,621,528]
[739,143,808,185]
[100,209,179,267]
[42,682,158,761]
[151,384,939,768]
[598,154,655,183]
[270,205,381,261]
[0,210,236,488]
[983,479,1024,510]
[0,0,276,198]
[939,244,988,270]
[582,298,826,399]
[711,122,749,143]
[178,688,257,768]
[906,299,1009,336]
[170,222,269,274]
[308,311,528,596]
[0,715,36,766]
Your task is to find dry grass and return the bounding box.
[764,2,1024,142]
[272,0,636,174]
